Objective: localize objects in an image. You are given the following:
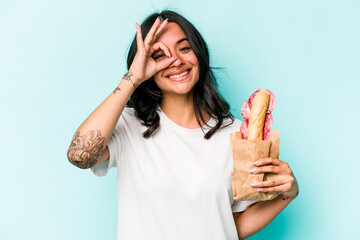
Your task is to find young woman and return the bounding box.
[67,10,299,240]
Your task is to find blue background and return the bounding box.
[1,0,359,239]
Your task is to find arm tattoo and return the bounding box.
[67,130,105,169]
[113,87,121,94]
[123,71,138,89]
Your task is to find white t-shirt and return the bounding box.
[91,107,258,240]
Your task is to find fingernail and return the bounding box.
[257,188,264,192]
[249,168,256,173]
[250,183,258,187]
[164,18,169,21]
[253,161,259,166]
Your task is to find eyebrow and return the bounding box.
[176,38,188,44]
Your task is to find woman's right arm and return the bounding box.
[67,17,176,169]
[67,75,140,169]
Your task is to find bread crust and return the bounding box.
[247,92,270,140]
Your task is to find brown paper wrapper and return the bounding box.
[230,130,279,201]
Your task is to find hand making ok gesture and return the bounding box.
[128,17,177,86]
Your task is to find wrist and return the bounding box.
[121,70,141,89]
[281,190,299,200]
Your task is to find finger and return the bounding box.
[155,57,177,72]
[256,185,285,193]
[249,165,281,174]
[136,23,145,50]
[253,158,282,167]
[144,17,161,46]
[250,179,286,188]
[149,42,171,58]
[153,18,169,41]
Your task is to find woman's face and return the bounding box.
[152,22,200,97]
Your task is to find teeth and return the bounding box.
[169,70,188,79]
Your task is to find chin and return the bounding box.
[155,76,198,97]
[161,88,193,96]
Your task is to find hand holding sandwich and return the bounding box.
[242,89,299,199]
[250,158,299,198]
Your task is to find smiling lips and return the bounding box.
[167,69,191,81]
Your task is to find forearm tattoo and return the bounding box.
[113,87,121,94]
[67,130,105,169]
[123,71,138,89]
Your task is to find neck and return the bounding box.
[160,93,210,129]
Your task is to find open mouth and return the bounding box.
[167,69,191,81]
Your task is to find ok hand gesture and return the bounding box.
[128,17,177,87]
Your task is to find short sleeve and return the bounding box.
[90,112,126,177]
[231,200,260,213]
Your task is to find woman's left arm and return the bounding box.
[233,158,299,239]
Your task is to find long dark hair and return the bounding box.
[126,10,234,139]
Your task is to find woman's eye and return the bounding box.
[153,54,166,61]
[180,47,191,52]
